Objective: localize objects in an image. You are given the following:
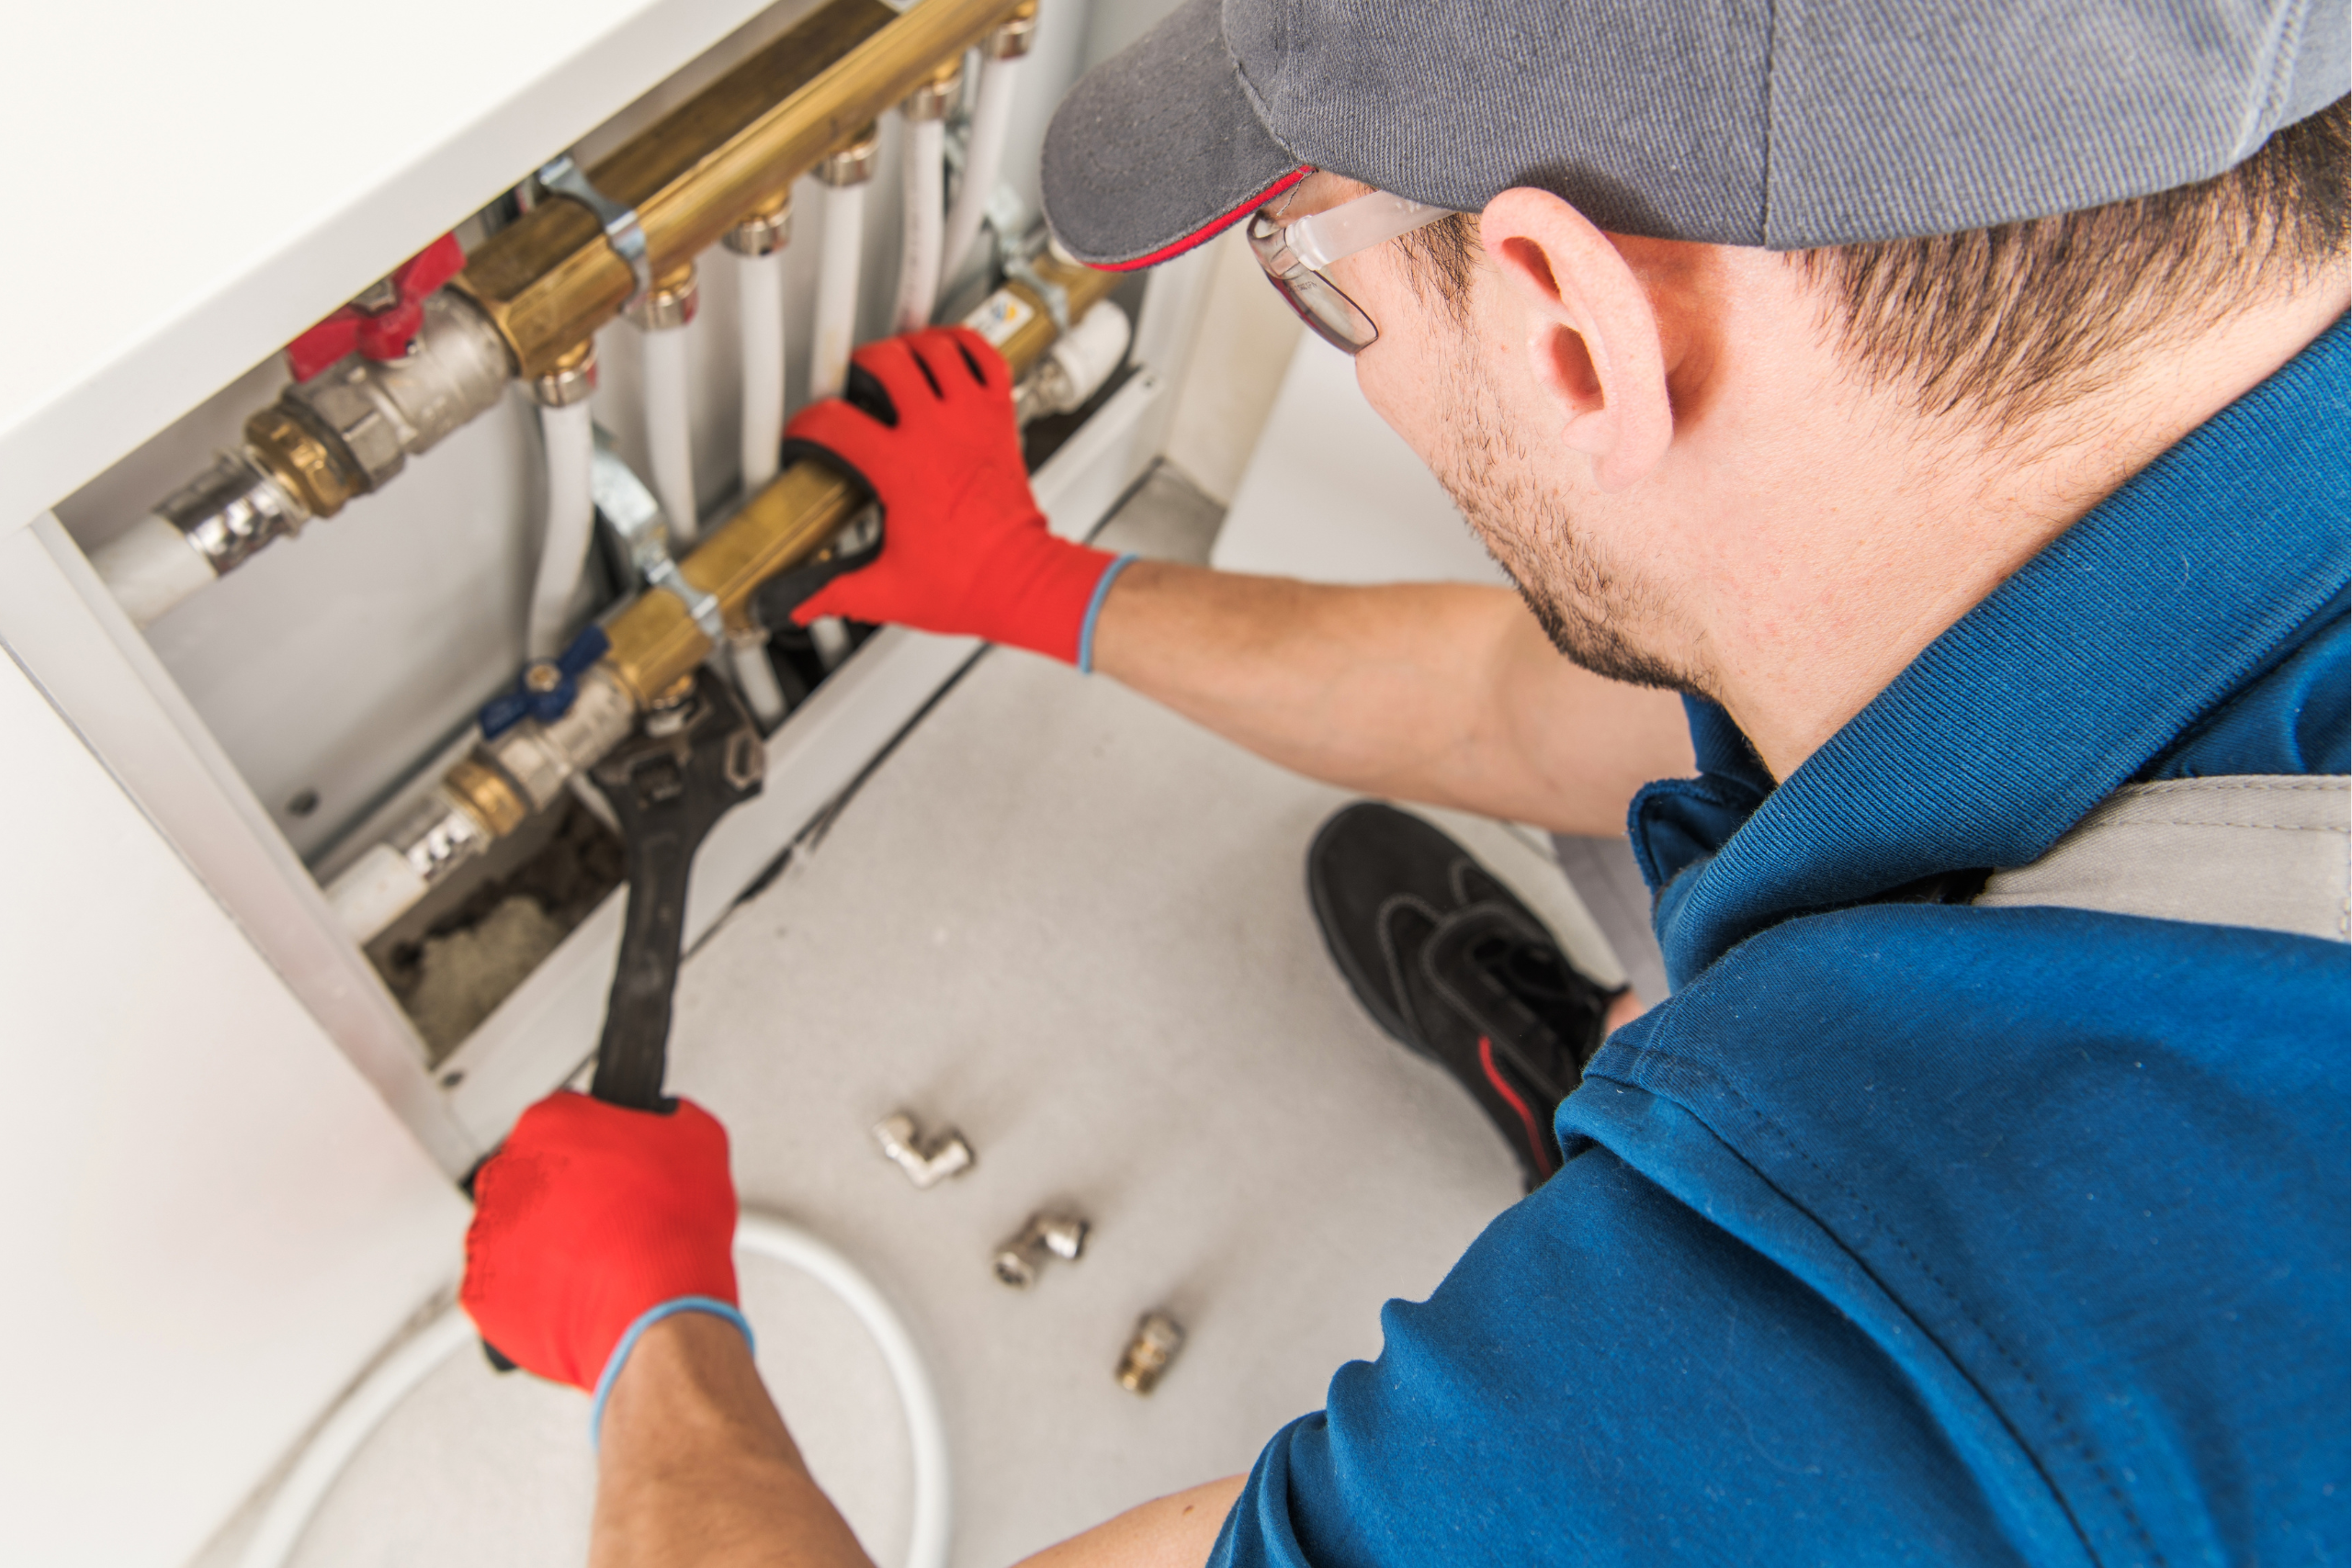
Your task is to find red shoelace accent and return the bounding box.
[1478,1035,1557,1179]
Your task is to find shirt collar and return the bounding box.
[1637,316,2351,986]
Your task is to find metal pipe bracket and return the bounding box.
[536,152,654,305]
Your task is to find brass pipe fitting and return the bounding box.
[442,755,531,839]
[1115,1311,1186,1394]
[450,0,1026,381]
[241,404,361,522]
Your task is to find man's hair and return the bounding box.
[1798,96,2347,431]
[1405,96,2348,433]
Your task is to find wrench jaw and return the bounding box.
[585,669,764,1111]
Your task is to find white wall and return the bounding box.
[0,645,469,1567]
[1159,231,1307,505]
[1212,333,1506,588]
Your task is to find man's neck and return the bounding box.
[1713,286,2348,781]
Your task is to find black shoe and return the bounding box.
[1306,801,1621,1190]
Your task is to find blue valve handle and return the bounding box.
[480,625,612,739]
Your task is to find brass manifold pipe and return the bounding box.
[455,0,1030,381]
[119,0,1035,629]
[332,256,1120,942]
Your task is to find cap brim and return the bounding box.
[1040,0,1307,271]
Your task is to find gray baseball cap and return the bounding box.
[1041,0,2348,268]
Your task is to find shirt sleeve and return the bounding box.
[1206,1129,2021,1568]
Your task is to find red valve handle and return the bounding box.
[285,231,467,383]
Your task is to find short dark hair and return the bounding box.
[1796,96,2348,431]
[1403,96,2348,433]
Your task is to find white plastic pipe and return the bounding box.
[235,1213,953,1568]
[326,843,430,942]
[639,326,699,545]
[736,1214,952,1568]
[92,513,216,628]
[737,248,788,493]
[729,629,788,728]
[810,181,866,401]
[892,116,946,333]
[526,400,596,660]
[808,616,854,670]
[941,53,1023,288]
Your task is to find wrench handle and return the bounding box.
[593,809,693,1110]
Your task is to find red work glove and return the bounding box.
[461,1091,742,1405]
[783,326,1125,665]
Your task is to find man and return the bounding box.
[463,0,2350,1561]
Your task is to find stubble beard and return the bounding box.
[1428,343,1706,697]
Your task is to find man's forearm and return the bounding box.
[594,1313,1242,1568]
[1091,562,1692,836]
[594,1314,875,1568]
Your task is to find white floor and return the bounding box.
[232,458,1622,1568]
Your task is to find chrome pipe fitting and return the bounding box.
[992,1211,1088,1288]
[624,263,700,332]
[872,1112,975,1189]
[724,197,794,257]
[479,665,640,817]
[984,1,1037,59]
[384,790,493,892]
[900,60,963,122]
[155,450,310,576]
[530,342,598,408]
[279,290,515,492]
[817,126,881,186]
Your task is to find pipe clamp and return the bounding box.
[646,557,726,644]
[537,152,653,305]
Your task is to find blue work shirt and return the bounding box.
[1213,319,2350,1567]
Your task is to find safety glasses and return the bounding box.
[1247,186,1453,354]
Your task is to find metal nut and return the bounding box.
[992,1211,1087,1288]
[1115,1311,1186,1394]
[240,405,359,520]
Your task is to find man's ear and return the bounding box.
[1478,188,1671,490]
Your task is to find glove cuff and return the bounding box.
[980,537,1128,664]
[589,1296,757,1448]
